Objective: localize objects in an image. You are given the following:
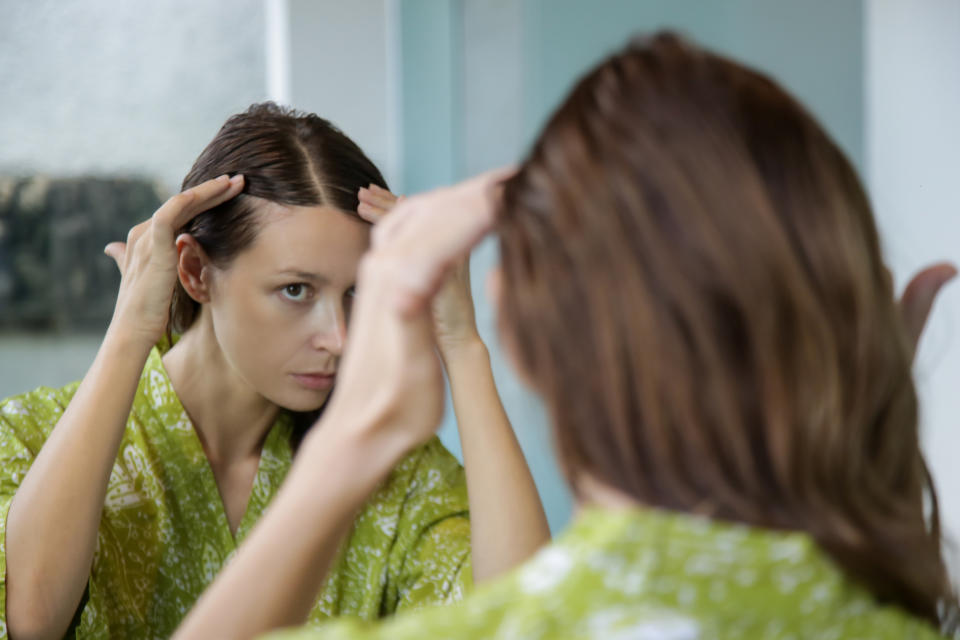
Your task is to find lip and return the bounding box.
[291,373,336,390]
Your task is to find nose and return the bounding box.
[308,298,348,356]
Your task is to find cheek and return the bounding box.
[211,291,305,373]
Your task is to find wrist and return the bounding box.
[437,332,486,365]
[103,321,156,361]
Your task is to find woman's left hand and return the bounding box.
[358,184,481,357]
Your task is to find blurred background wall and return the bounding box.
[866,0,960,577]
[1,0,957,573]
[0,0,270,390]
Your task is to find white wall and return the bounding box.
[282,0,400,188]
[866,0,960,575]
[0,0,268,193]
[0,0,270,399]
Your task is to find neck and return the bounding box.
[573,473,641,513]
[162,322,279,466]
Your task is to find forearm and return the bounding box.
[174,423,399,640]
[442,339,550,583]
[5,326,152,640]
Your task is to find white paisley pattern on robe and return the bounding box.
[266,507,946,640]
[0,346,471,639]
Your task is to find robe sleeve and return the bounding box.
[0,385,79,638]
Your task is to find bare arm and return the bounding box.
[5,330,151,639]
[360,184,550,583]
[441,337,550,582]
[4,176,243,640]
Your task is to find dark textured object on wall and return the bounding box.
[0,176,166,331]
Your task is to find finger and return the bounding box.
[361,252,447,320]
[121,219,152,257]
[368,183,401,202]
[395,260,452,318]
[394,192,495,255]
[357,201,389,224]
[154,174,244,233]
[899,262,957,356]
[175,173,245,226]
[104,242,127,274]
[368,183,392,195]
[358,185,398,210]
[370,195,420,247]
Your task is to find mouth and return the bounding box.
[291,372,336,391]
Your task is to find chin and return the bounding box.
[272,388,331,413]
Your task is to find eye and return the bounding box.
[280,283,311,302]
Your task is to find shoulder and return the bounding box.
[390,436,465,493]
[0,381,81,449]
[350,437,467,522]
[346,437,468,552]
[375,436,469,525]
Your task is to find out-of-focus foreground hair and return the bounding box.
[497,32,957,632]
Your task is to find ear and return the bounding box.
[176,234,214,304]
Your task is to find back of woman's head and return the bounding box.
[170,102,387,332]
[497,32,956,630]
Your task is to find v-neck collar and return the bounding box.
[137,346,294,550]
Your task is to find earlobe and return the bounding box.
[176,234,212,304]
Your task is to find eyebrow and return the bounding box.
[276,270,329,283]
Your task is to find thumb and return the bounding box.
[104,242,127,275]
[899,262,957,357]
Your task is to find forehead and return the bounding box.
[231,201,371,281]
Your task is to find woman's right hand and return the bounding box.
[320,170,508,459]
[103,174,244,348]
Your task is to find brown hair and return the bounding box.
[497,32,957,631]
[171,101,387,333]
[172,102,387,446]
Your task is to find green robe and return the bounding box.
[267,506,946,639]
[0,347,471,638]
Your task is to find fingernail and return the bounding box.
[230,174,244,184]
[216,174,229,182]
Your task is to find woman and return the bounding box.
[0,104,549,638]
[176,34,957,639]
